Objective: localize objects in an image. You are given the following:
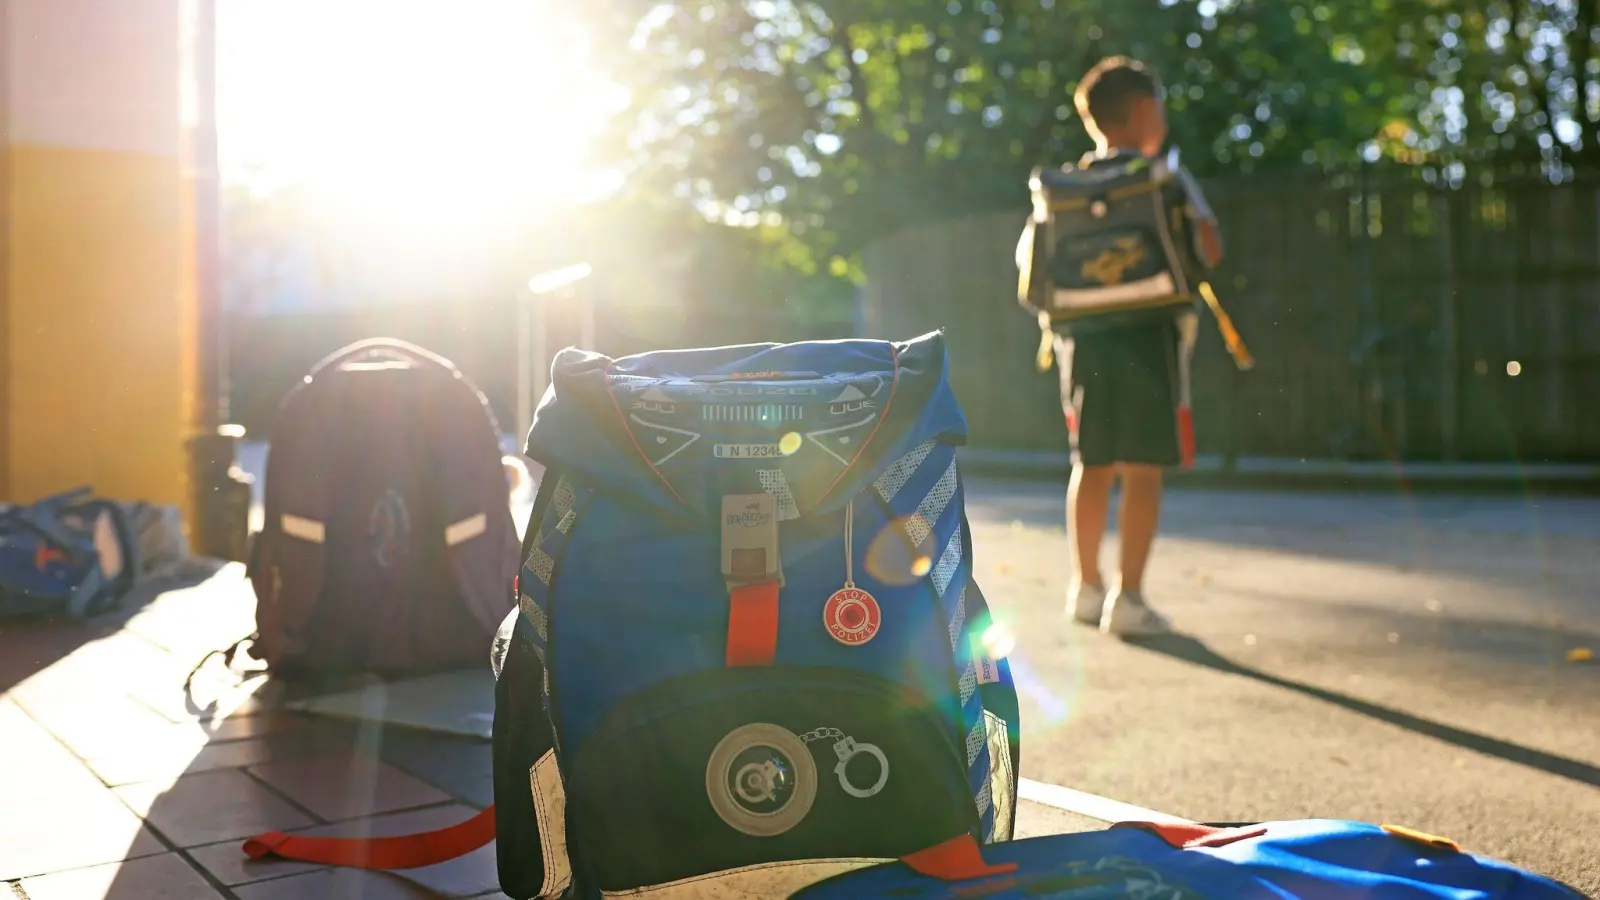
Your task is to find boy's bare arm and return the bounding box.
[1173,164,1224,269]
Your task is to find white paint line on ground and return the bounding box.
[1019,777,1195,827]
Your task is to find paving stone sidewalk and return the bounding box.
[0,563,511,899]
[0,560,1094,899]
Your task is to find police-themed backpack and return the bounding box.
[495,333,1021,898]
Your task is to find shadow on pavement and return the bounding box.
[1126,632,1600,790]
[0,559,500,897]
[967,479,1600,599]
[0,562,224,697]
[97,657,501,897]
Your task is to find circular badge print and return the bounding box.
[824,587,882,646]
[705,723,817,837]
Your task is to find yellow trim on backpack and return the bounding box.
[1381,824,1462,853]
[1198,282,1255,371]
[1045,173,1175,212]
[1017,218,1039,308]
[1036,313,1055,373]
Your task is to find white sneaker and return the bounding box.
[1067,582,1108,626]
[1100,588,1173,637]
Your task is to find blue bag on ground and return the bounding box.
[790,818,1587,899]
[0,487,137,619]
[491,332,1022,899]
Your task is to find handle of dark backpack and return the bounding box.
[308,338,457,378]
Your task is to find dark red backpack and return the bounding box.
[244,338,519,677]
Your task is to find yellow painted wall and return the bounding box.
[6,144,193,507]
[3,0,199,514]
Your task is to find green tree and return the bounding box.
[582,0,1600,278]
[585,0,1408,274]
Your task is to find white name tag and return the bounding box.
[713,443,787,459]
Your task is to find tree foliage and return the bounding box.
[582,0,1600,276]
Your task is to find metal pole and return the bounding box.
[192,0,224,429]
[185,0,252,560]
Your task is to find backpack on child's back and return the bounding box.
[1018,146,1254,372]
[1018,146,1207,338]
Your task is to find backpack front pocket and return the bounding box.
[566,666,976,894]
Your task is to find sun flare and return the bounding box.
[217,0,628,227]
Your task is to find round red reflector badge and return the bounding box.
[824,587,881,646]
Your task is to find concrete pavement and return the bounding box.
[965,477,1600,894]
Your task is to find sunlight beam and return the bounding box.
[217,0,629,233]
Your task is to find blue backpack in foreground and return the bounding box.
[493,333,1021,899]
[791,818,1587,899]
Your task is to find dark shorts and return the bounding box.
[1055,321,1187,468]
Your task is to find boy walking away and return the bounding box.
[1052,57,1223,637]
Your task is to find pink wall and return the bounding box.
[7,0,181,156]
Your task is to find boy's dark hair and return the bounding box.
[1074,56,1161,130]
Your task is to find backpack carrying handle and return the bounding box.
[308,338,459,380]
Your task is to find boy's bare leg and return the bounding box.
[1068,463,1117,589]
[1113,463,1164,592]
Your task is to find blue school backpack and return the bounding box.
[0,487,137,620]
[791,818,1587,899]
[493,333,1021,898]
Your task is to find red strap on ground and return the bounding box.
[1112,820,1267,849]
[726,581,780,666]
[242,805,496,870]
[901,834,1017,881]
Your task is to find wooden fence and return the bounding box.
[861,164,1600,462]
